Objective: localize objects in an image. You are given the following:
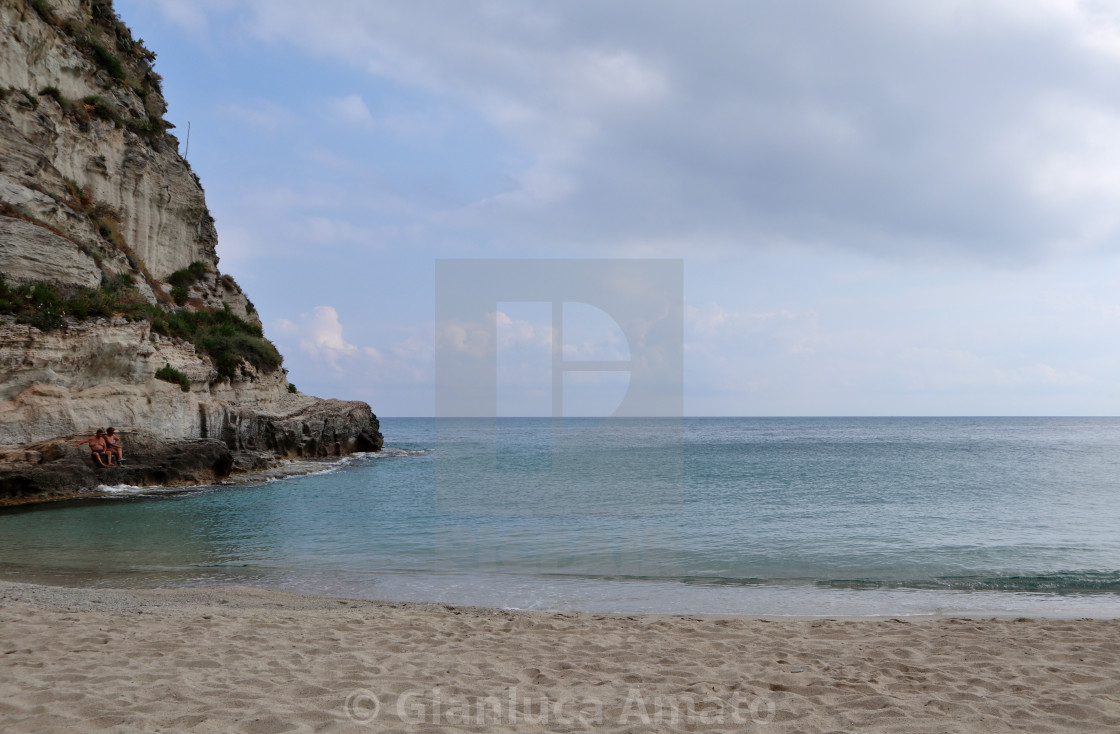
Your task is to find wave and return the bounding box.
[819,571,1120,594]
[255,447,428,482]
[375,447,430,458]
[86,447,428,496]
[95,483,154,495]
[525,570,1120,595]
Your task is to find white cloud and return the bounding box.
[274,306,381,373]
[220,0,1120,262]
[495,311,553,352]
[437,311,553,358]
[115,0,1120,415]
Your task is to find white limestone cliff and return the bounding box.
[0,0,381,498]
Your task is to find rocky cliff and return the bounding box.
[0,0,382,502]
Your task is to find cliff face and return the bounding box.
[0,0,382,500]
[0,0,216,282]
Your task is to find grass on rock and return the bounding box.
[0,274,281,380]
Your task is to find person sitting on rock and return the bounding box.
[76,429,111,467]
[105,427,124,466]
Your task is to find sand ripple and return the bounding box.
[2,583,1119,732]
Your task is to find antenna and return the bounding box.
[184,121,191,158]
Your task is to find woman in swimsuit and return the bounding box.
[105,427,123,465]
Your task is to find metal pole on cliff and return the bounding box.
[185,121,191,158]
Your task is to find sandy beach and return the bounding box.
[0,582,1118,732]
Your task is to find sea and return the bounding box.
[2,417,1120,618]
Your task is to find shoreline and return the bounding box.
[3,570,1120,620]
[2,581,1119,732]
[0,451,374,507]
[0,577,1100,622]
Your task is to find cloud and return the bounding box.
[495,311,554,352]
[116,0,1120,416]
[436,311,554,358]
[274,306,381,372]
[270,312,434,411]
[207,0,1120,263]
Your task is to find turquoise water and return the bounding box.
[2,417,1120,617]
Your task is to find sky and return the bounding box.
[112,0,1120,417]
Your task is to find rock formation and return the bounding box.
[0,0,382,503]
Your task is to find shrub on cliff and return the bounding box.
[62,20,126,82]
[43,4,166,140]
[0,274,139,326]
[81,95,121,124]
[88,42,126,81]
[155,364,191,392]
[0,276,283,381]
[155,305,281,379]
[166,261,207,288]
[29,0,56,26]
[38,86,63,105]
[0,278,65,331]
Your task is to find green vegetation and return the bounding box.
[144,69,163,96]
[61,18,125,81]
[0,275,282,381]
[88,40,125,81]
[0,276,64,331]
[38,85,63,105]
[155,364,191,392]
[167,261,206,288]
[29,283,64,331]
[287,383,298,394]
[29,0,55,25]
[56,180,129,251]
[167,262,206,305]
[28,4,168,141]
[89,203,126,248]
[0,272,139,331]
[81,94,119,122]
[63,177,88,206]
[159,307,282,379]
[89,0,116,25]
[68,94,168,139]
[32,87,165,141]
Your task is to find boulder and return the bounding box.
[219,399,384,457]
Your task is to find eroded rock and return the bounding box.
[0,432,234,504]
[0,2,383,503]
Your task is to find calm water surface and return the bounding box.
[2,417,1119,617]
